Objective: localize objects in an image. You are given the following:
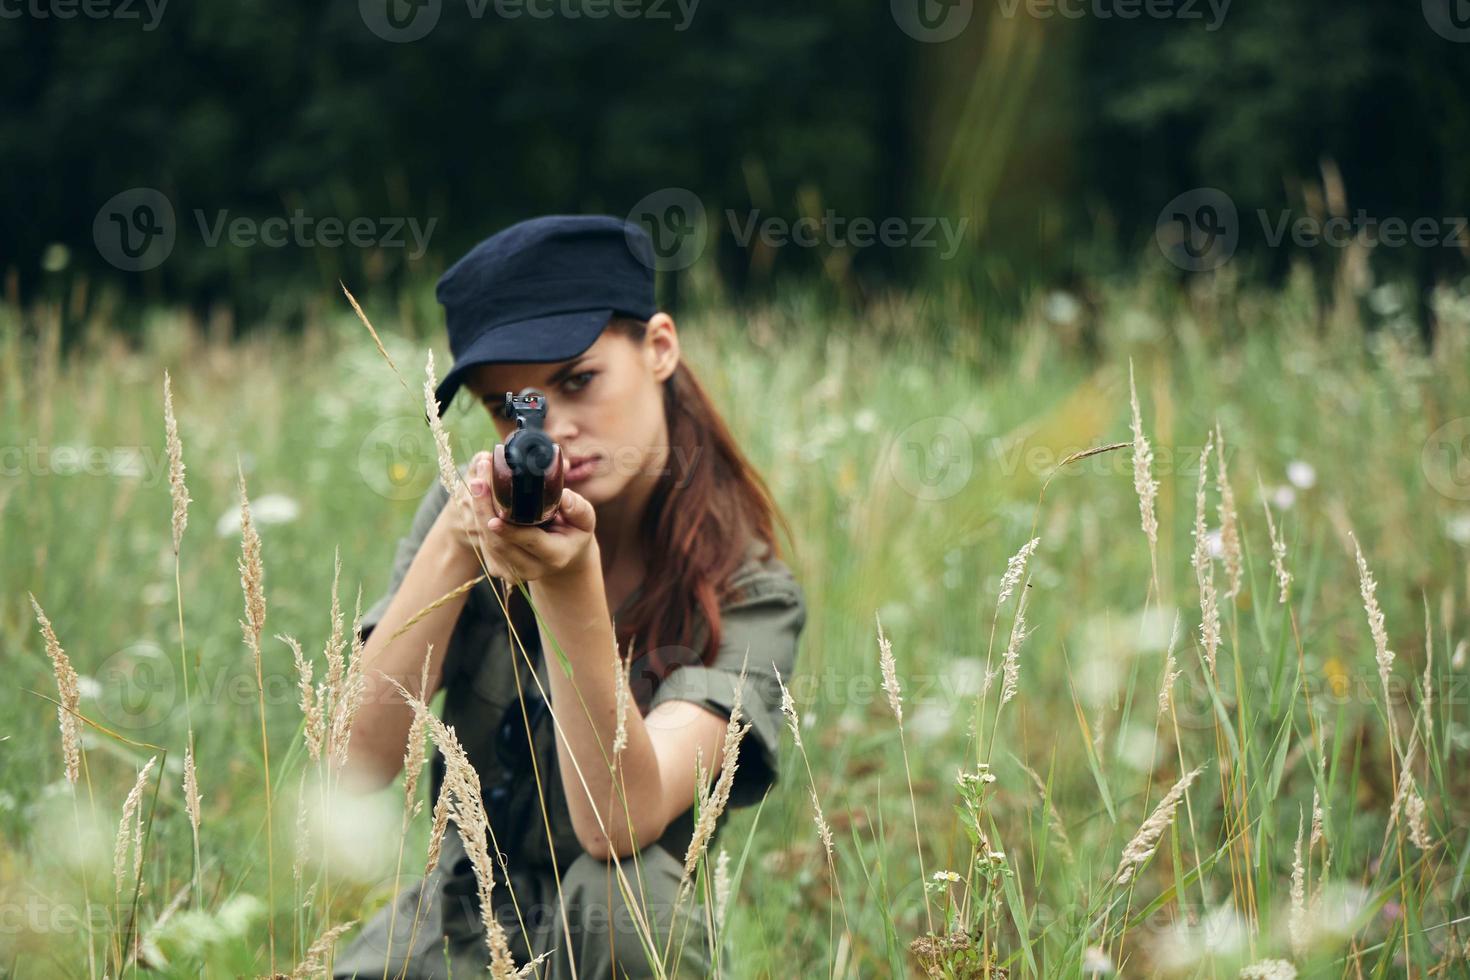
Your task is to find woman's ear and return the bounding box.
[645,312,681,383]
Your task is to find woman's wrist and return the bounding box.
[534,536,601,593]
[427,504,486,579]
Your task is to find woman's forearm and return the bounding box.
[532,544,667,859]
[345,518,484,789]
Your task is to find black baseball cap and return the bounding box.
[432,214,657,416]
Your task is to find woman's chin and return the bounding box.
[569,473,608,504]
[573,472,636,509]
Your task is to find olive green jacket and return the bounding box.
[356,472,807,891]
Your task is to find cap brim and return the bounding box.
[433,308,612,416]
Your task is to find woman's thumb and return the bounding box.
[558,488,596,532]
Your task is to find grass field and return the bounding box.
[4,270,1470,978]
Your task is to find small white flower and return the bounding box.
[1368,283,1404,317]
[1444,512,1470,546]
[1286,461,1316,490]
[854,409,878,433]
[1270,485,1297,511]
[932,869,961,883]
[943,657,986,697]
[1239,959,1297,980]
[1205,527,1225,559]
[1044,290,1082,326]
[76,676,102,700]
[909,702,950,741]
[1082,945,1114,975]
[216,493,300,537]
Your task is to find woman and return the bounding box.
[331,215,807,979]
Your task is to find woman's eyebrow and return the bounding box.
[543,357,590,386]
[478,358,590,402]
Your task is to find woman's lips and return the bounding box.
[564,455,601,483]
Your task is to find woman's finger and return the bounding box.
[554,488,596,533]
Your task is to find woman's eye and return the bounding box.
[562,371,595,393]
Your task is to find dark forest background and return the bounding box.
[4,0,1469,330]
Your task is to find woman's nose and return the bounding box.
[543,407,578,445]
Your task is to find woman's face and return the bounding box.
[462,314,681,508]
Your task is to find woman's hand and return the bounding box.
[442,449,598,586]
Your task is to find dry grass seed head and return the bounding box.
[237,463,267,669]
[29,594,81,784]
[278,633,324,761]
[329,590,368,771]
[1128,362,1159,550]
[388,678,533,978]
[402,643,434,813]
[1214,423,1243,600]
[1115,764,1206,886]
[773,663,802,751]
[1289,808,1307,958]
[683,656,753,883]
[114,756,159,897]
[183,746,202,838]
[424,349,460,496]
[163,370,191,554]
[998,537,1040,607]
[1000,584,1032,708]
[1190,435,1220,671]
[292,919,357,979]
[876,613,903,725]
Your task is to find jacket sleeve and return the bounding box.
[643,561,807,809]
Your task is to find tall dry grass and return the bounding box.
[4,270,1470,977]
